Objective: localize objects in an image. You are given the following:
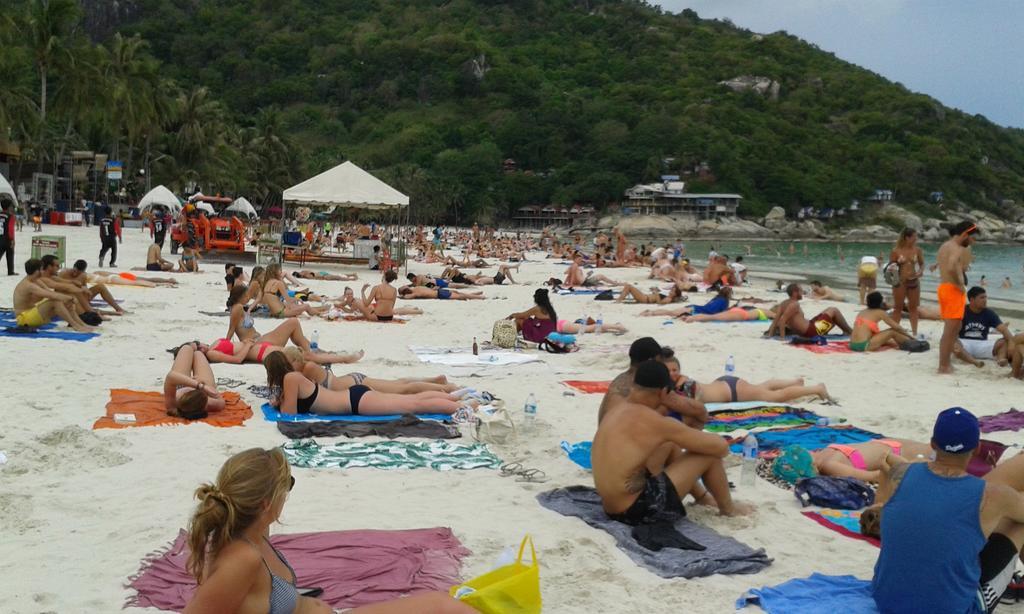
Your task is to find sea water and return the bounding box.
[669,239,1024,310]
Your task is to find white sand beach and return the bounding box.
[1,225,1022,613]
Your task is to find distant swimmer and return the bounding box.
[1002,277,1013,289]
[981,275,988,287]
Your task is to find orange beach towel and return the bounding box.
[93,389,252,430]
[562,380,612,394]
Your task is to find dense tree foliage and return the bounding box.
[0,0,302,206]
[5,0,1023,221]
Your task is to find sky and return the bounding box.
[655,0,1023,129]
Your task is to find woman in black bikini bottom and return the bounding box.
[264,352,470,416]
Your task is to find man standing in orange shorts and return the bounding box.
[936,221,979,374]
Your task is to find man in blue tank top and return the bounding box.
[872,407,1024,613]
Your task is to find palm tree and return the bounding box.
[20,0,79,124]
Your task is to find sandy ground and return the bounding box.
[1,225,1022,614]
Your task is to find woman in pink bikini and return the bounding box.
[849,291,915,352]
[809,438,933,482]
[203,285,362,365]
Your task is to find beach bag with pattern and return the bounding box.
[451,535,541,614]
[474,405,517,446]
[491,319,518,348]
[794,476,875,510]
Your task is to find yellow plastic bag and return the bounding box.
[450,535,542,613]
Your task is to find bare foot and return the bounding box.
[721,500,756,516]
[427,375,448,384]
[996,358,1009,367]
[973,360,986,368]
[937,365,955,375]
[345,350,365,363]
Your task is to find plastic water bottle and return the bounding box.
[741,434,758,487]
[817,416,831,427]
[310,330,319,351]
[725,355,735,375]
[596,312,604,334]
[523,393,538,432]
[578,315,588,338]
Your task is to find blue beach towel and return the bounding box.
[728,425,881,455]
[561,441,592,470]
[261,403,452,424]
[0,312,98,342]
[555,288,610,296]
[737,573,877,613]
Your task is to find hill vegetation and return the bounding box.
[4,0,1024,223]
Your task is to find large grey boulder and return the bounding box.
[763,206,788,229]
[842,225,899,241]
[878,204,923,232]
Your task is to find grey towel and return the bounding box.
[277,415,461,440]
[536,486,771,579]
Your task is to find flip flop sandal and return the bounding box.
[516,469,548,483]
[500,462,524,477]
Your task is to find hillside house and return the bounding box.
[623,179,741,219]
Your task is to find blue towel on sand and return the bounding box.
[0,313,98,342]
[555,288,608,295]
[737,573,876,613]
[261,403,451,424]
[728,425,881,455]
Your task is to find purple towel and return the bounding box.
[126,527,470,610]
[978,408,1024,433]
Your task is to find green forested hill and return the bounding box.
[9,0,1024,222]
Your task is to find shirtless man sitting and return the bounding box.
[141,242,174,271]
[766,283,852,338]
[597,337,707,428]
[809,280,846,302]
[398,286,485,300]
[565,252,623,288]
[592,360,753,522]
[13,258,95,332]
[704,255,739,287]
[39,256,117,321]
[348,270,423,321]
[57,259,128,314]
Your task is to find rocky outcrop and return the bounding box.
[582,211,1024,243]
[762,206,787,229]
[718,75,780,100]
[842,226,899,241]
[877,204,923,232]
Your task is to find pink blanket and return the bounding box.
[127,527,470,610]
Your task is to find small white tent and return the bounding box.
[194,201,215,215]
[283,161,408,209]
[0,173,18,206]
[138,185,182,215]
[226,197,258,219]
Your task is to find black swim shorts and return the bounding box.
[608,472,686,525]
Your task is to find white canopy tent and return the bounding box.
[281,161,410,267]
[138,185,182,215]
[226,197,258,219]
[194,201,215,215]
[0,173,17,206]
[282,161,408,210]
